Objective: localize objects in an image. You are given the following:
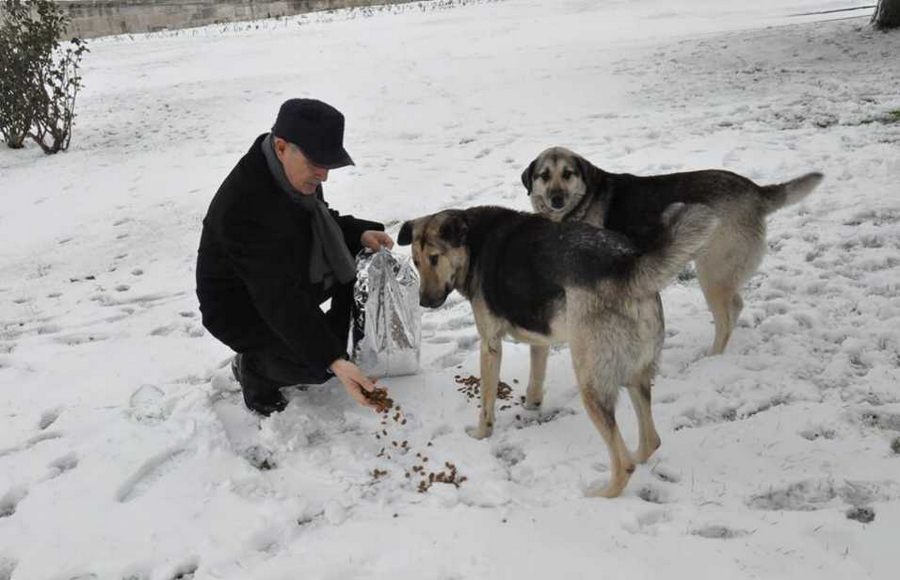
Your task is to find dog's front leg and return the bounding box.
[467,336,502,440]
[525,344,549,410]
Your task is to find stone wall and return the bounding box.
[55,0,418,38]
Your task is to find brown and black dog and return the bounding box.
[399,204,718,497]
[523,147,823,354]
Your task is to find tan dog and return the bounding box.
[399,204,718,497]
[523,147,823,354]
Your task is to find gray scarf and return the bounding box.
[262,133,357,290]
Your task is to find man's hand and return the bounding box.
[361,230,395,252]
[330,358,382,410]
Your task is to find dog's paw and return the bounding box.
[585,465,634,498]
[523,397,542,411]
[466,424,493,440]
[585,480,626,499]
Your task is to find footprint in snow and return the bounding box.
[36,323,62,335]
[212,396,276,470]
[0,557,17,580]
[47,453,79,480]
[514,407,576,429]
[799,425,837,441]
[115,445,188,503]
[97,290,185,309]
[622,508,672,535]
[149,324,176,337]
[54,333,109,346]
[637,484,673,504]
[747,478,897,511]
[0,431,63,459]
[150,323,204,338]
[0,486,27,518]
[38,408,61,430]
[128,384,171,424]
[120,567,151,580]
[857,409,900,432]
[650,464,681,484]
[690,525,751,539]
[846,506,876,523]
[169,560,199,580]
[492,443,526,468]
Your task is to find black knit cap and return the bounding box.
[272,98,354,169]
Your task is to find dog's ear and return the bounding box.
[438,211,469,247]
[575,155,606,194]
[398,220,414,246]
[521,159,537,195]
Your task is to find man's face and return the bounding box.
[274,137,329,195]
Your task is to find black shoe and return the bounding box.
[242,387,288,417]
[233,353,287,416]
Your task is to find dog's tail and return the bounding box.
[759,172,823,215]
[628,203,719,295]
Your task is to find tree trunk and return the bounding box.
[873,0,900,30]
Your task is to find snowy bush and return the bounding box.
[0,0,87,153]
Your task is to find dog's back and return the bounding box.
[604,170,758,249]
[465,205,717,334]
[464,207,639,335]
[604,170,822,248]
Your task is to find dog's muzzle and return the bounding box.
[419,285,452,309]
[549,194,565,209]
[420,295,447,309]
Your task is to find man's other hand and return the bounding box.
[361,230,394,251]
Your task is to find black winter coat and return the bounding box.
[196,134,384,368]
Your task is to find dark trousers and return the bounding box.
[242,281,354,390]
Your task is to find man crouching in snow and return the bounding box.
[196,98,393,415]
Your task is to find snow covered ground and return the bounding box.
[1,0,899,578]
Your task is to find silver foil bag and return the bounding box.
[352,249,421,377]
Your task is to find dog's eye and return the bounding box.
[429,255,439,267]
[539,171,550,182]
[562,169,573,180]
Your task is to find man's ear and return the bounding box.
[272,136,288,161]
[438,211,469,247]
[398,221,414,246]
[575,154,606,194]
[521,159,537,194]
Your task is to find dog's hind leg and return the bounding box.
[580,384,635,498]
[467,335,502,440]
[731,292,744,323]
[627,365,661,464]
[524,345,549,410]
[699,281,738,356]
[567,290,635,497]
[696,216,765,355]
